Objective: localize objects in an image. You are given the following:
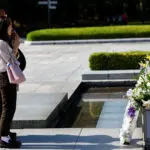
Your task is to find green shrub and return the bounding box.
[89,51,150,70]
[27,25,150,41]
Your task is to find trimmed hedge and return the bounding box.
[27,25,150,41]
[89,51,150,70]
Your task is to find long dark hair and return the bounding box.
[0,18,12,47]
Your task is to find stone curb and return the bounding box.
[82,70,140,80]
[24,38,150,45]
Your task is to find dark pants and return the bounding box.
[0,84,17,136]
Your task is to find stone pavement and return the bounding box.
[6,128,142,150]
[9,41,150,149]
[19,41,150,95]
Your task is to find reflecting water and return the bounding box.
[72,101,104,128]
[82,87,130,101]
[71,87,132,128]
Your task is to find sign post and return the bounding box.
[48,0,51,28]
[38,0,58,28]
[48,0,58,28]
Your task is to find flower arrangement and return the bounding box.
[127,55,150,111]
[120,55,150,145]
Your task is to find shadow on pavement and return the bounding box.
[18,134,143,149]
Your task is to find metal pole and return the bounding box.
[48,0,51,28]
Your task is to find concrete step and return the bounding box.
[12,93,68,129]
[82,70,140,80]
[96,100,127,128]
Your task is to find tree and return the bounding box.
[8,0,38,23]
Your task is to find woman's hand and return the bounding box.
[12,32,20,56]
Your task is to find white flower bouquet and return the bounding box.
[120,55,150,145]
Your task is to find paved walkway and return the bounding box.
[19,41,150,96]
[8,128,142,150]
[10,41,149,149]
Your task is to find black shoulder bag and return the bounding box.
[18,49,26,71]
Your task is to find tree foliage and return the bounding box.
[8,0,38,23]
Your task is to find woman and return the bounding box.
[0,9,26,71]
[0,18,21,148]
